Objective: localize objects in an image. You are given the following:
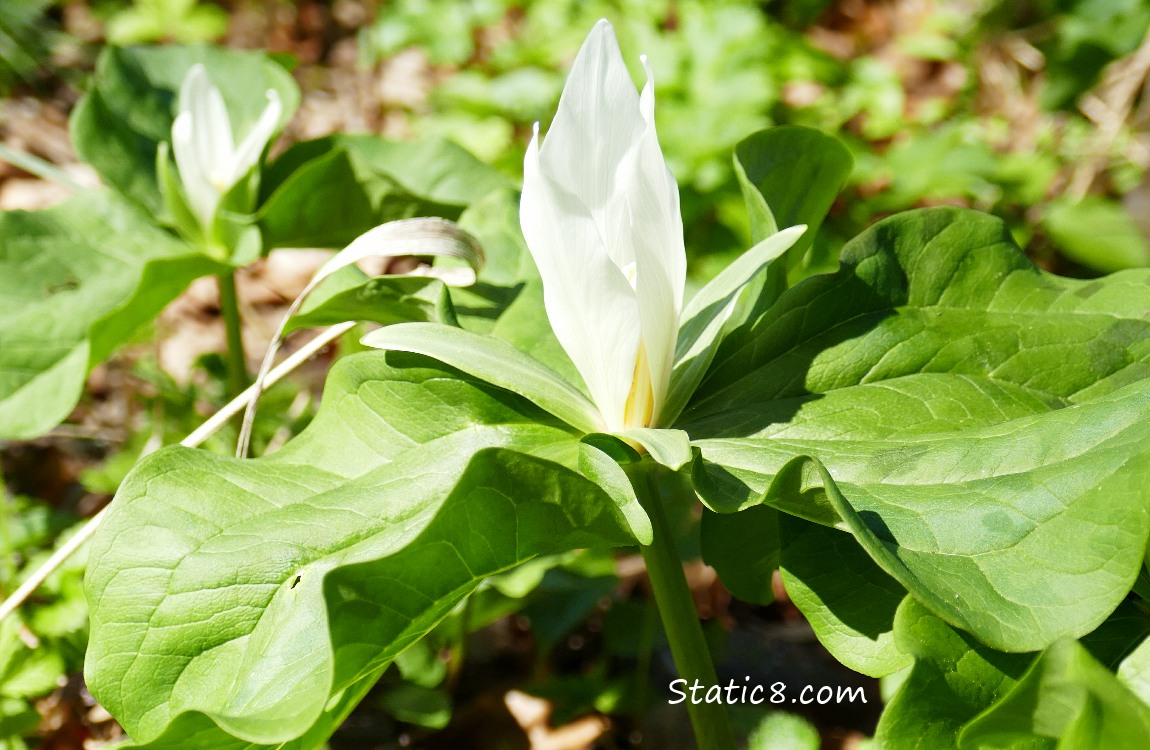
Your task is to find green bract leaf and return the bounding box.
[664,225,807,426]
[0,192,222,440]
[361,322,603,434]
[71,45,299,216]
[959,639,1150,749]
[258,135,509,249]
[687,207,1150,652]
[85,352,636,748]
[577,441,653,544]
[614,428,692,470]
[875,599,1031,750]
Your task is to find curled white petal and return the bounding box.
[228,90,283,187]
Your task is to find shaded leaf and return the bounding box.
[701,505,780,606]
[258,135,509,249]
[778,515,910,677]
[875,599,1031,750]
[960,639,1150,749]
[687,208,1150,651]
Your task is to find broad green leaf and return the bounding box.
[361,322,603,434]
[875,599,1031,750]
[1119,634,1150,707]
[686,207,1150,652]
[695,388,1150,653]
[959,639,1150,749]
[700,505,780,606]
[716,126,852,382]
[258,135,509,249]
[694,207,1150,405]
[71,45,299,215]
[778,515,910,677]
[0,192,222,440]
[732,125,853,253]
[85,351,636,748]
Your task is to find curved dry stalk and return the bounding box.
[235,217,484,458]
[0,322,355,624]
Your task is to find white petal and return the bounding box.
[171,112,216,228]
[180,64,234,176]
[227,90,283,187]
[522,128,641,432]
[538,19,646,274]
[626,56,686,424]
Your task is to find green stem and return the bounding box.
[628,462,737,750]
[217,271,247,399]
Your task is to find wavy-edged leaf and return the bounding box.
[695,384,1150,652]
[696,207,1150,407]
[0,192,222,440]
[687,208,1150,652]
[84,351,636,748]
[361,322,603,434]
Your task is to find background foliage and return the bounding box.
[1,1,1149,748]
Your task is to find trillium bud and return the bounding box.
[520,20,686,432]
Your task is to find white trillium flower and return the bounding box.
[521,20,686,433]
[171,64,283,231]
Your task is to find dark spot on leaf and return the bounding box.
[291,575,301,589]
[45,278,80,296]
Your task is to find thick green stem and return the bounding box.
[217,271,247,399]
[629,462,737,750]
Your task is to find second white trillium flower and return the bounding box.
[172,64,283,231]
[521,19,686,433]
